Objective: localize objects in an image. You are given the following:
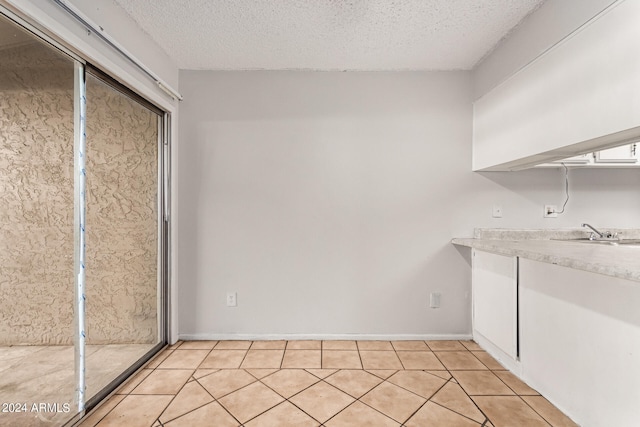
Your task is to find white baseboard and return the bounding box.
[178,333,473,341]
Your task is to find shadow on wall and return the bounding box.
[476,167,640,227]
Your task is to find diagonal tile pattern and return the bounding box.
[79,340,578,427]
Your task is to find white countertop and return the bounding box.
[452,229,640,283]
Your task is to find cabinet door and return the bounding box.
[472,250,518,359]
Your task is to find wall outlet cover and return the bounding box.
[430,292,441,308]
[226,292,237,307]
[544,205,558,218]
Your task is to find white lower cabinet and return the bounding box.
[519,259,640,427]
[472,250,518,363]
[471,250,640,426]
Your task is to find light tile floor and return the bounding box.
[79,340,578,427]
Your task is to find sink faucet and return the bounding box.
[581,223,617,240]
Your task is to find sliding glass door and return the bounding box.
[0,10,168,426]
[83,70,164,401]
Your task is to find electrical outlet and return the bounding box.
[544,205,558,218]
[430,292,441,308]
[226,292,237,307]
[492,205,503,218]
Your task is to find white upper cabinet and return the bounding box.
[473,0,640,171]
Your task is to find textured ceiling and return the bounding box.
[111,0,545,71]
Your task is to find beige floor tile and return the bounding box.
[431,381,486,423]
[366,369,398,379]
[405,401,481,427]
[322,351,362,369]
[145,349,173,369]
[435,351,488,370]
[96,395,172,427]
[322,340,357,350]
[289,381,355,423]
[522,396,578,427]
[306,368,337,379]
[473,396,550,427]
[197,369,256,399]
[471,351,505,370]
[360,351,403,370]
[357,341,393,350]
[79,395,125,427]
[397,351,446,370]
[260,369,320,398]
[193,368,219,379]
[240,350,284,369]
[460,341,483,351]
[281,350,321,369]
[287,340,322,350]
[199,350,247,369]
[324,370,383,398]
[168,342,183,349]
[132,369,193,395]
[245,401,319,427]
[494,370,540,395]
[360,382,426,423]
[117,369,153,394]
[163,401,239,427]
[387,370,446,399]
[75,341,573,427]
[218,381,285,423]
[157,349,210,369]
[452,371,515,396]
[177,341,218,350]
[427,341,468,351]
[215,340,252,350]
[391,341,428,351]
[325,401,400,427]
[251,341,287,350]
[158,380,214,423]
[245,369,279,379]
[427,370,452,380]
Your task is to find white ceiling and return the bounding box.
[112,0,545,71]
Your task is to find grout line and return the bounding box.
[395,348,406,370]
[517,395,558,427]
[429,399,487,425]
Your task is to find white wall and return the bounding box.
[177,70,640,339]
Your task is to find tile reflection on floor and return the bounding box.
[79,340,578,427]
[0,344,153,427]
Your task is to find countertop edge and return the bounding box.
[451,237,640,283]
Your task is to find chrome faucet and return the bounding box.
[582,223,617,240]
